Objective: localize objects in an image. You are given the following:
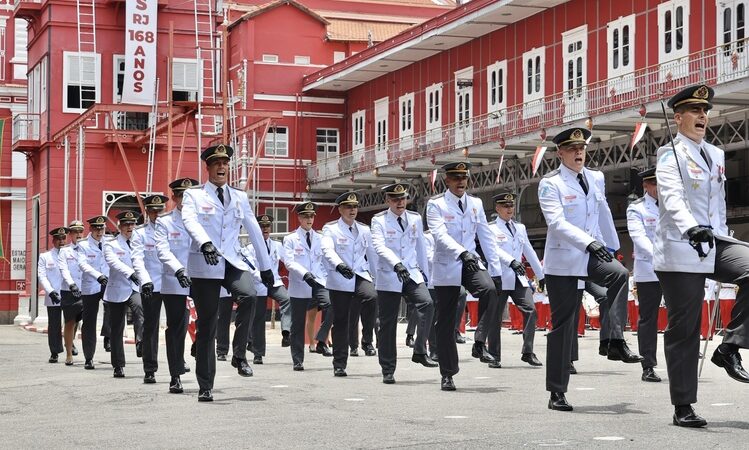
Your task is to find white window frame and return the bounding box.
[333,51,346,63]
[62,51,101,113]
[12,18,26,80]
[562,25,588,121]
[486,60,507,125]
[522,47,545,118]
[716,0,749,82]
[28,57,47,114]
[172,57,201,102]
[294,55,310,65]
[425,83,442,132]
[658,1,689,63]
[265,207,289,234]
[0,19,6,81]
[265,126,289,157]
[399,92,414,142]
[352,109,365,151]
[607,15,635,81]
[316,128,339,157]
[262,54,279,63]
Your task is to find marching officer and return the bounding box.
[538,127,641,412]
[38,227,67,363]
[281,201,334,371]
[488,192,545,367]
[320,191,379,377]
[154,177,198,393]
[132,194,170,384]
[426,162,513,391]
[626,168,663,383]
[58,220,86,365]
[371,183,437,384]
[103,211,145,378]
[249,214,292,364]
[181,144,273,402]
[655,85,749,427]
[76,215,109,370]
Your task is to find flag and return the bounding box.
[531,146,547,176]
[630,122,648,149]
[495,153,505,183]
[430,169,437,193]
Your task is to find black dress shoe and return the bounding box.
[49,353,58,363]
[334,367,347,377]
[350,347,359,357]
[113,367,125,378]
[412,353,439,367]
[281,330,291,347]
[488,360,502,369]
[548,392,573,411]
[607,340,644,363]
[216,353,227,362]
[136,342,143,358]
[65,358,74,366]
[169,377,183,394]
[190,342,196,358]
[363,343,377,356]
[521,353,543,367]
[316,342,333,357]
[429,351,439,362]
[569,362,577,374]
[143,372,156,384]
[84,360,95,370]
[71,345,79,356]
[383,373,396,384]
[455,333,466,344]
[198,389,213,402]
[405,334,415,348]
[441,376,456,391]
[293,363,304,371]
[475,344,498,363]
[231,357,254,377]
[599,339,609,356]
[253,355,263,365]
[642,367,662,382]
[103,337,111,352]
[711,348,749,383]
[183,363,191,373]
[673,405,707,428]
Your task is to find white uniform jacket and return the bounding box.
[538,164,620,277]
[154,209,192,296]
[654,133,728,273]
[321,219,378,292]
[58,242,84,291]
[132,222,164,292]
[488,219,544,289]
[626,193,659,282]
[424,232,435,289]
[38,248,63,307]
[239,244,265,295]
[181,182,271,279]
[77,235,109,296]
[103,234,138,303]
[425,190,512,287]
[370,209,429,293]
[282,227,327,298]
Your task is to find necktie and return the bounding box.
[126,239,131,249]
[266,240,271,255]
[505,221,515,237]
[98,242,102,251]
[306,231,312,249]
[397,216,405,232]
[700,148,711,168]
[458,199,464,213]
[216,186,225,206]
[577,173,589,196]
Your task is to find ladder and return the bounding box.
[145,78,160,193]
[227,81,239,185]
[76,0,97,110]
[194,0,219,137]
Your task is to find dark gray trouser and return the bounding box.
[571,290,583,362]
[436,267,498,378]
[546,257,628,393]
[81,292,103,360]
[190,263,257,391]
[162,294,189,377]
[251,285,291,357]
[47,306,64,355]
[473,274,502,346]
[489,278,537,359]
[290,285,333,365]
[349,286,378,349]
[127,293,144,344]
[107,297,136,369]
[636,281,663,369]
[377,281,434,375]
[585,281,624,341]
[657,238,749,406]
[100,302,111,338]
[330,276,377,370]
[406,302,417,336]
[216,295,253,359]
[427,286,466,356]
[142,292,163,373]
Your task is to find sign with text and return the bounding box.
[122,0,157,105]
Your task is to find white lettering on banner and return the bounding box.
[10,200,25,280]
[122,0,157,105]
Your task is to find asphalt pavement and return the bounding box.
[1,324,749,448]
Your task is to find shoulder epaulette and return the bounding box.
[431,193,445,199]
[631,197,645,204]
[355,220,368,228]
[543,169,561,178]
[488,219,497,225]
[188,184,204,190]
[373,211,386,217]
[158,210,174,217]
[405,210,419,216]
[135,224,146,229]
[325,220,336,226]
[587,167,601,172]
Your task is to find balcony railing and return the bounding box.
[13,113,40,144]
[308,40,749,184]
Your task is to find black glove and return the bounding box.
[200,241,220,266]
[141,282,154,299]
[97,275,108,287]
[538,278,545,293]
[686,226,715,258]
[303,272,318,288]
[509,260,526,277]
[459,251,480,273]
[336,263,354,279]
[394,263,411,284]
[129,273,141,286]
[49,291,61,305]
[175,268,192,288]
[586,241,613,263]
[69,283,82,299]
[260,269,275,288]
